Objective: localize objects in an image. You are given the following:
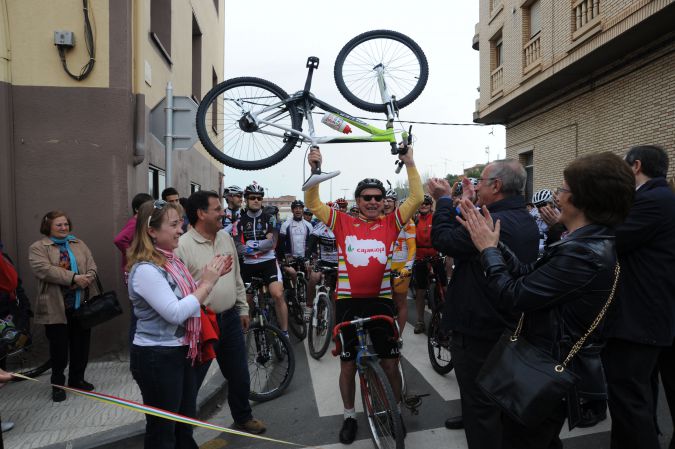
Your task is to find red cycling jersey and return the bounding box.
[415,212,438,259]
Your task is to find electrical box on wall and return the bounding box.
[54,31,75,47]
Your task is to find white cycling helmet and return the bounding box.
[224,185,244,196]
[532,189,554,206]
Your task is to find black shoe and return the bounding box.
[339,417,358,444]
[52,387,66,402]
[68,380,95,391]
[445,415,464,429]
[577,408,607,428]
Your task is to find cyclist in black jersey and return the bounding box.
[234,183,288,335]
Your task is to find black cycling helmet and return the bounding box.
[263,205,279,216]
[303,208,313,216]
[354,178,385,198]
[422,194,433,205]
[244,183,265,197]
[290,200,304,209]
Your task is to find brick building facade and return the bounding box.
[473,0,674,199]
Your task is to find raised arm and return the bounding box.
[397,148,422,223]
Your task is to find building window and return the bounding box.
[529,0,541,39]
[211,68,218,134]
[190,182,201,194]
[150,0,172,65]
[192,14,202,101]
[490,31,504,96]
[489,0,504,16]
[573,0,601,33]
[523,0,542,70]
[213,0,219,14]
[520,151,534,201]
[149,165,166,200]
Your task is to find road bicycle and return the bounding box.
[281,256,308,341]
[196,30,428,188]
[307,263,337,360]
[412,256,446,316]
[245,276,295,402]
[333,315,405,449]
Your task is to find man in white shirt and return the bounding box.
[176,190,266,435]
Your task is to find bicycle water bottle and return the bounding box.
[321,113,352,134]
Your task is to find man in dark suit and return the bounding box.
[603,144,675,449]
[427,159,539,449]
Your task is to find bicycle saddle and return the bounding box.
[301,170,341,191]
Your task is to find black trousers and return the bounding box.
[659,339,675,449]
[502,402,566,449]
[130,345,198,449]
[44,309,91,386]
[451,332,503,449]
[603,338,661,449]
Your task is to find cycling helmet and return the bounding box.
[532,189,554,206]
[223,185,244,197]
[263,205,279,216]
[422,194,433,205]
[303,208,313,215]
[326,201,334,208]
[354,178,385,198]
[290,200,304,209]
[331,202,341,210]
[336,197,348,207]
[244,182,265,197]
[385,189,398,200]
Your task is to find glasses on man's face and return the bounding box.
[383,198,395,204]
[422,202,432,206]
[247,196,263,202]
[360,194,383,202]
[555,187,571,195]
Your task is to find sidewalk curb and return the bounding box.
[38,371,228,449]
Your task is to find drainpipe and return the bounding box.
[132,0,145,165]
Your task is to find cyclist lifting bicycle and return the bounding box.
[304,143,422,445]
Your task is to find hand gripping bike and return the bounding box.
[196,30,428,189]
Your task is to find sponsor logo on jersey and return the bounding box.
[344,236,387,267]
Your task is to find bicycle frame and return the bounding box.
[332,315,399,371]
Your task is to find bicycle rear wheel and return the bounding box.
[196,77,302,170]
[1,348,51,381]
[246,322,295,402]
[307,292,333,360]
[427,305,453,375]
[360,358,405,449]
[334,30,428,113]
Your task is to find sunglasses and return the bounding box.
[360,194,383,202]
[148,200,168,227]
[247,196,263,201]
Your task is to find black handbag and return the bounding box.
[476,263,620,429]
[72,272,123,329]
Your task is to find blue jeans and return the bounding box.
[130,345,198,449]
[196,308,252,424]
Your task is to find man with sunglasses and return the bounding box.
[305,145,423,445]
[222,185,244,235]
[426,160,539,448]
[234,183,288,337]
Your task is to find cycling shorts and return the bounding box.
[334,298,399,362]
[241,259,282,285]
[390,261,411,294]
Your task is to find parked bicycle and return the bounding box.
[246,276,295,402]
[196,30,428,189]
[307,263,337,360]
[333,315,405,449]
[281,256,309,341]
[425,280,453,375]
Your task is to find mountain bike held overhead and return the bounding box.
[196,30,429,188]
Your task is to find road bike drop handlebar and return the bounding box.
[331,314,400,357]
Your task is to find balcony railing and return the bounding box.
[523,34,541,69]
[574,0,600,31]
[491,66,503,96]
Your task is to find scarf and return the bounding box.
[155,247,202,364]
[50,235,82,309]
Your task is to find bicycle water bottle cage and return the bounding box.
[306,56,320,69]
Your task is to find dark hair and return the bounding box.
[161,187,179,200]
[186,190,220,226]
[625,145,669,178]
[564,152,635,227]
[131,193,153,214]
[40,210,72,236]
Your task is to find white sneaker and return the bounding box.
[1,421,14,432]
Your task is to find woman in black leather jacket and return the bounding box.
[457,152,635,449]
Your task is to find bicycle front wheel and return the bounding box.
[360,358,405,449]
[196,77,302,170]
[308,292,333,360]
[246,322,295,402]
[334,30,428,113]
[287,287,307,341]
[427,305,453,375]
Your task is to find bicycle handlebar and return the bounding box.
[331,314,399,357]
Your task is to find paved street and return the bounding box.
[101,302,675,449]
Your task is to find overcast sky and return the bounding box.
[222,0,505,201]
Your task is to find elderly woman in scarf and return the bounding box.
[29,211,99,402]
[126,199,231,449]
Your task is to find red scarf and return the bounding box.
[0,254,18,301]
[156,247,202,364]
